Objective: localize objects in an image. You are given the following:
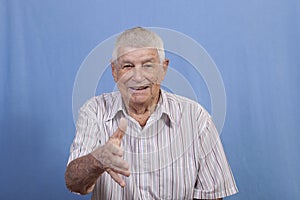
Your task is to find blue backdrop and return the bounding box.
[1,0,299,199]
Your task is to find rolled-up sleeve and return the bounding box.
[193,116,238,199]
[67,98,100,164]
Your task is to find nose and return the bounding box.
[132,66,144,82]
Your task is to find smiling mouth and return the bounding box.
[129,85,150,91]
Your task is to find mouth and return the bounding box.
[129,85,150,91]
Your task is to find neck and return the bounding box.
[127,101,156,115]
[125,92,160,127]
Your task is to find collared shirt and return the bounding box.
[68,90,238,199]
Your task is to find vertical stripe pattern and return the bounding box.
[67,90,238,199]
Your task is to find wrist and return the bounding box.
[88,153,106,174]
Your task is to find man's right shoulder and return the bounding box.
[79,91,121,113]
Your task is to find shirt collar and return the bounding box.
[158,90,177,124]
[104,91,124,121]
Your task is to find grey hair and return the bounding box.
[112,27,165,63]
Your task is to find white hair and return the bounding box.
[112,27,165,63]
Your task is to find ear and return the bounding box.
[111,61,118,82]
[163,59,169,73]
[158,59,169,83]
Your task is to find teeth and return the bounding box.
[132,86,148,90]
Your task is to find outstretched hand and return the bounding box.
[91,118,130,187]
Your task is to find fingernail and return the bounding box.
[119,118,127,132]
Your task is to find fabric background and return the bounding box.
[1,0,299,199]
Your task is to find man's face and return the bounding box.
[111,47,168,107]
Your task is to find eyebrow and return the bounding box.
[142,58,156,63]
[118,57,156,64]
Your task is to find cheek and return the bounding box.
[144,69,163,83]
[117,71,134,84]
[151,70,165,83]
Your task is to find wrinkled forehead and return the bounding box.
[117,47,160,63]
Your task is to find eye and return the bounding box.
[142,63,154,68]
[121,64,134,69]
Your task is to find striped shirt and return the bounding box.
[68,90,238,199]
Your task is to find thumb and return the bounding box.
[109,118,127,146]
[118,118,127,133]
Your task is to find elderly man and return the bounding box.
[65,27,238,199]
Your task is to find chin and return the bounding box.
[130,97,150,105]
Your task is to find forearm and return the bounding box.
[65,153,105,194]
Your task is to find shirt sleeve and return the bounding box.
[193,116,238,199]
[67,98,101,164]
